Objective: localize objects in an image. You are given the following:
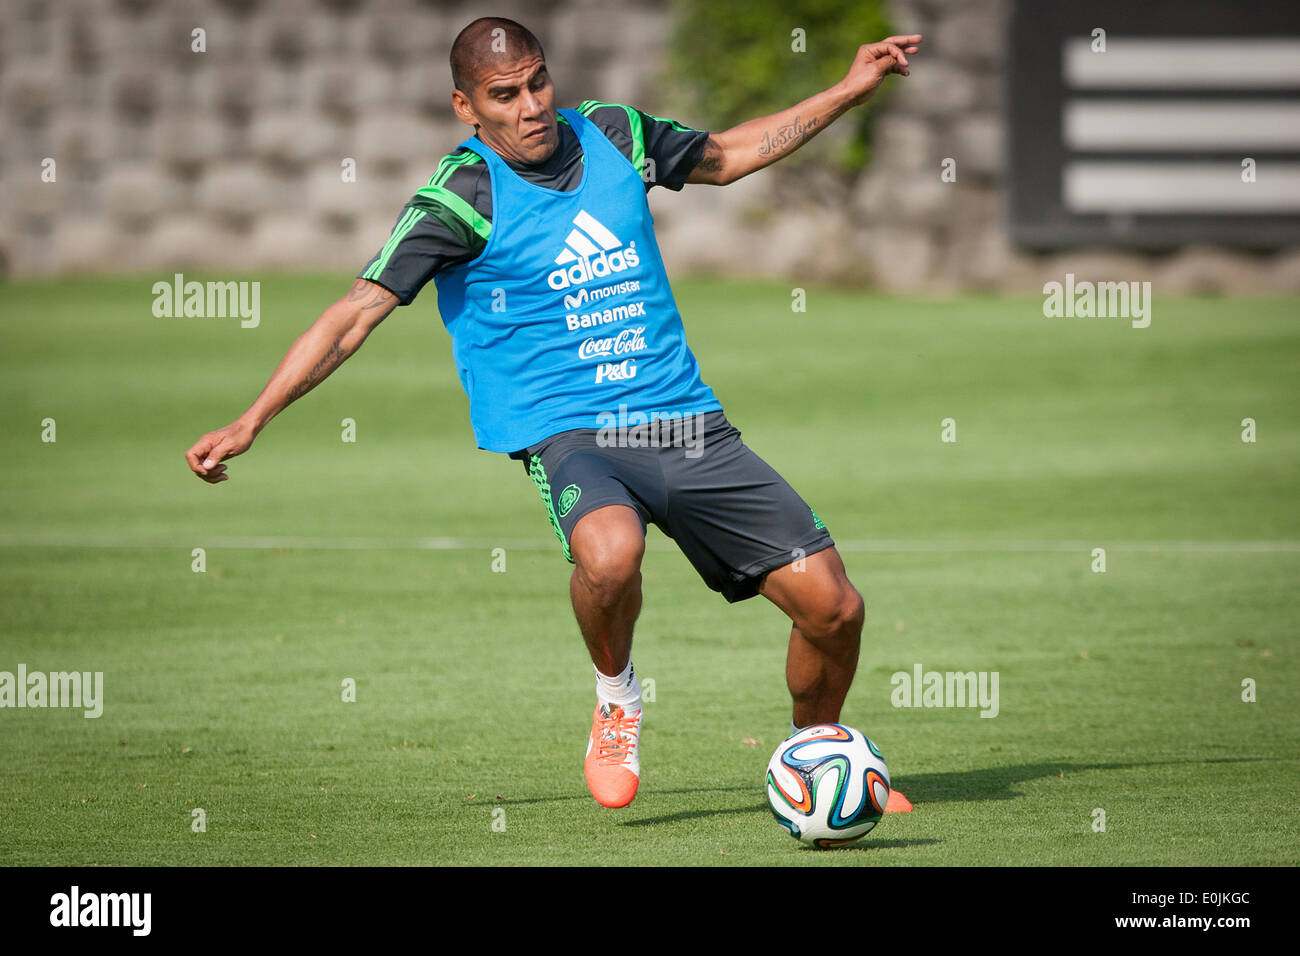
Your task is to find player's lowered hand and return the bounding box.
[841,35,922,107]
[185,420,256,484]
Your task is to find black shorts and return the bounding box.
[518,411,835,603]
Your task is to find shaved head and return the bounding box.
[449,17,557,166]
[450,17,545,94]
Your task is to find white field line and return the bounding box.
[0,534,1298,554]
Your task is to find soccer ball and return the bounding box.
[766,723,891,848]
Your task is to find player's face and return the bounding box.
[459,56,558,165]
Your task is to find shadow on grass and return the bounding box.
[791,838,943,852]
[895,756,1272,805]
[494,756,1272,818]
[496,784,756,808]
[621,800,769,827]
[621,803,941,850]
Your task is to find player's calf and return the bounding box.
[761,548,865,728]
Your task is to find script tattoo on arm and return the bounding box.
[286,334,349,402]
[756,115,821,159]
[345,278,397,310]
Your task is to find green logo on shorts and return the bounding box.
[558,484,582,518]
[811,508,826,531]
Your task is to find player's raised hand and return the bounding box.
[185,419,256,484]
[840,35,923,108]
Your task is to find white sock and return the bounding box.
[596,661,641,712]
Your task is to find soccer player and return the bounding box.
[185,17,921,809]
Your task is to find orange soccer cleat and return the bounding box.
[584,703,642,808]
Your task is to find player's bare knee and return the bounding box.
[845,585,865,631]
[574,558,641,610]
[799,583,864,644]
[572,525,644,605]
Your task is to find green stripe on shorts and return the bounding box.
[528,454,573,563]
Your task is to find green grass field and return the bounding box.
[1,275,1296,865]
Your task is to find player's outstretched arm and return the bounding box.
[686,35,922,186]
[184,278,399,484]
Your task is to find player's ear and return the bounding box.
[451,88,476,126]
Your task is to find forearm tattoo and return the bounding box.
[757,115,821,158]
[287,334,348,402]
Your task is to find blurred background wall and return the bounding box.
[2,0,1297,292]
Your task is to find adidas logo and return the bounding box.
[547,210,640,291]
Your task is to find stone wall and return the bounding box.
[648,0,1299,293]
[2,0,1295,292]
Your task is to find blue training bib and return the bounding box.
[432,108,721,452]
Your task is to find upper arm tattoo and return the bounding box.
[694,136,725,175]
[345,278,398,310]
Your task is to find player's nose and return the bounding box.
[519,87,545,119]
